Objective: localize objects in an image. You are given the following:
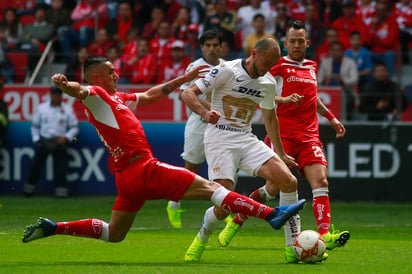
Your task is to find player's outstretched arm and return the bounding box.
[51,74,88,100]
[137,65,209,107]
[316,97,346,138]
[275,94,303,106]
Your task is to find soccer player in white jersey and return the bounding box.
[22,56,306,260]
[180,38,302,262]
[166,29,225,229]
[219,20,350,263]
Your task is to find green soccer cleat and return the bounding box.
[322,224,350,250]
[166,201,184,228]
[218,219,240,247]
[184,235,207,262]
[22,217,57,243]
[285,246,299,263]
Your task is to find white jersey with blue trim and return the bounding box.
[194,59,277,133]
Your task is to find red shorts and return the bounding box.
[264,135,327,177]
[113,156,196,212]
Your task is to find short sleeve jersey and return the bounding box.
[270,57,319,139]
[195,59,277,130]
[180,57,225,133]
[82,85,153,171]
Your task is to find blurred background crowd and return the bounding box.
[0,0,411,121]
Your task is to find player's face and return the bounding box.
[201,38,221,66]
[284,28,310,62]
[252,51,278,77]
[98,61,119,94]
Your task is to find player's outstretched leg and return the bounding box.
[166,201,184,228]
[321,224,350,250]
[22,217,57,243]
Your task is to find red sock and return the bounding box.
[221,192,273,220]
[55,219,104,239]
[233,189,266,226]
[312,196,331,235]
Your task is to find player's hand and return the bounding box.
[284,93,303,107]
[330,118,346,138]
[280,153,298,168]
[204,110,221,124]
[51,73,68,89]
[184,65,210,82]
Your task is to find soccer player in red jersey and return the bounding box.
[22,56,306,258]
[219,20,350,262]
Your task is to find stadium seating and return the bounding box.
[6,52,28,83]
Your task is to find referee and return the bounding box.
[23,86,79,198]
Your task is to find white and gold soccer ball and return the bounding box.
[292,230,326,263]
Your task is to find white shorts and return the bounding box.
[181,130,205,164]
[205,130,276,182]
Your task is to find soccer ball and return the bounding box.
[292,230,326,263]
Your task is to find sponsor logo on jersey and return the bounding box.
[287,68,296,73]
[310,69,316,80]
[286,76,317,85]
[235,86,263,98]
[115,104,128,111]
[209,68,219,78]
[236,77,247,82]
[201,78,211,88]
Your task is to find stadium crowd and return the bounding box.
[0,0,411,120]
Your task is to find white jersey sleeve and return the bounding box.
[259,73,277,110]
[194,64,233,94]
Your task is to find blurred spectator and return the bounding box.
[65,46,90,83]
[0,79,8,146]
[204,0,236,50]
[45,0,72,61]
[318,41,359,120]
[59,0,109,60]
[289,0,318,22]
[172,7,191,41]
[106,45,122,76]
[0,45,14,84]
[365,0,399,77]
[149,21,175,64]
[315,27,339,63]
[356,0,376,25]
[106,1,141,49]
[161,0,183,24]
[184,23,202,61]
[187,0,207,25]
[331,0,367,50]
[394,0,412,64]
[359,62,408,121]
[157,39,190,83]
[345,31,373,88]
[243,14,275,57]
[261,0,278,20]
[124,38,157,84]
[318,0,342,27]
[236,0,275,43]
[18,6,54,73]
[0,7,23,49]
[131,0,151,28]
[304,3,326,59]
[88,28,114,57]
[23,86,79,198]
[219,39,236,60]
[273,1,294,41]
[120,27,139,72]
[141,6,165,40]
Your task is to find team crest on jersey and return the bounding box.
[310,69,316,80]
[209,68,219,78]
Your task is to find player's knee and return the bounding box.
[109,230,128,243]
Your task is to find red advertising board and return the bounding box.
[1,85,342,122]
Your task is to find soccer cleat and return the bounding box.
[184,235,207,262]
[285,246,299,263]
[22,217,57,243]
[218,219,240,247]
[166,201,183,228]
[322,224,350,250]
[224,215,233,224]
[267,199,306,229]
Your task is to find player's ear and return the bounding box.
[92,73,101,84]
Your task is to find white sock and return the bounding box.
[198,206,221,242]
[100,221,110,242]
[312,187,329,198]
[279,191,300,247]
[259,186,277,202]
[210,186,230,208]
[169,201,181,210]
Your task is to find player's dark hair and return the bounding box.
[199,29,223,46]
[83,56,111,75]
[286,20,308,38]
[253,13,265,21]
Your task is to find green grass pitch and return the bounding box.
[0,196,411,273]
